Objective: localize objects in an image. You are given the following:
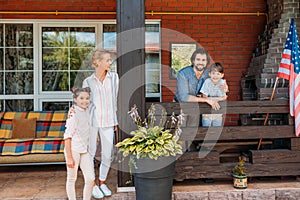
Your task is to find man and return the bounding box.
[174,48,227,110]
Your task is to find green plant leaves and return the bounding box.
[116,104,184,161]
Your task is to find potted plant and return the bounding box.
[232,156,248,189]
[116,104,185,200]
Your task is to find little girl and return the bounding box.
[64,87,94,200]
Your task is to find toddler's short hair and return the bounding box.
[210,62,224,73]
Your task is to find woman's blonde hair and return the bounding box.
[92,48,111,67]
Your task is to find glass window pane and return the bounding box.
[5,48,17,70]
[0,72,3,94]
[146,53,159,70]
[145,24,159,32]
[5,24,33,47]
[5,99,33,111]
[42,27,69,47]
[103,23,161,98]
[145,24,159,53]
[102,27,117,71]
[69,27,95,47]
[18,48,33,70]
[0,49,3,70]
[42,48,68,70]
[5,48,33,70]
[43,72,69,91]
[42,101,71,111]
[0,24,3,46]
[5,72,33,94]
[146,71,160,94]
[103,24,116,32]
[0,99,3,111]
[103,24,116,52]
[0,24,4,73]
[71,71,93,89]
[103,32,116,51]
[70,47,94,70]
[42,26,96,92]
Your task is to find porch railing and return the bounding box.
[145,100,300,180]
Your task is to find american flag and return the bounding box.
[277,19,300,136]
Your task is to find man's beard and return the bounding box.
[195,64,205,72]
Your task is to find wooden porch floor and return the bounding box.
[1,163,300,200]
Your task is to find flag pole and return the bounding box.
[257,76,279,150]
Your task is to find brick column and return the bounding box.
[242,0,300,100]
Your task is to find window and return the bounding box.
[0,20,161,111]
[41,27,96,92]
[103,23,161,99]
[0,23,34,111]
[145,24,160,99]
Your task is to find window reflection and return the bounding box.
[0,100,3,111]
[0,72,3,95]
[103,24,161,98]
[5,48,33,70]
[42,27,96,92]
[5,72,33,94]
[0,49,3,70]
[0,24,3,46]
[1,24,34,101]
[42,27,69,47]
[42,101,71,111]
[70,27,95,47]
[5,24,33,47]
[42,72,69,91]
[6,99,33,111]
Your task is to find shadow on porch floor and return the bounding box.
[1,163,300,200]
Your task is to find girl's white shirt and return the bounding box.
[64,105,91,153]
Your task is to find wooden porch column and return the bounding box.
[116,0,145,187]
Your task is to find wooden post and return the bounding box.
[116,0,145,187]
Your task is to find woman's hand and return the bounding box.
[114,125,118,132]
[68,106,75,118]
[66,157,75,168]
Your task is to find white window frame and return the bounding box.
[0,19,161,111]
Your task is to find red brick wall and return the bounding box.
[0,0,116,19]
[146,0,267,102]
[0,0,267,103]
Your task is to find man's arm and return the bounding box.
[188,96,221,110]
[176,72,191,102]
[176,70,221,110]
[177,72,220,109]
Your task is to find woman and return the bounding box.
[82,48,119,198]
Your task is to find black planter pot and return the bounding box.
[133,156,176,200]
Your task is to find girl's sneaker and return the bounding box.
[99,184,112,196]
